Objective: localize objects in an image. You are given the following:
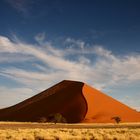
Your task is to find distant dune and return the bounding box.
[0,80,139,123]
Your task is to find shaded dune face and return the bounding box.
[0,81,87,123]
[82,84,140,123]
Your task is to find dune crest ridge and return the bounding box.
[0,80,139,123]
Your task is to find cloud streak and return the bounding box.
[0,35,140,110]
[5,0,32,16]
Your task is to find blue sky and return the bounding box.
[0,0,140,111]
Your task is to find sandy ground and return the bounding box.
[0,122,140,140]
[0,122,140,129]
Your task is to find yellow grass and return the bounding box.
[0,122,140,140]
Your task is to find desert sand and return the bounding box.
[83,84,140,123]
[0,80,139,123]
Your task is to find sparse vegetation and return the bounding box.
[47,113,67,123]
[38,117,47,123]
[0,122,140,140]
[0,127,140,140]
[111,116,121,124]
[38,113,67,123]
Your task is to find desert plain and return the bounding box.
[0,122,140,140]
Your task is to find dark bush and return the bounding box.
[38,117,47,123]
[47,113,67,123]
[111,116,121,124]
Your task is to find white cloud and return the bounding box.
[0,53,34,63]
[35,32,46,44]
[0,36,17,53]
[0,86,34,108]
[0,35,140,110]
[65,38,85,49]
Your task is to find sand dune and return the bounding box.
[83,84,140,123]
[0,80,139,123]
[0,81,87,123]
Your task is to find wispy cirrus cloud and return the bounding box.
[0,53,34,63]
[35,32,46,44]
[0,35,140,110]
[0,35,140,87]
[5,0,32,16]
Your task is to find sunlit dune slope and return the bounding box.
[82,84,140,123]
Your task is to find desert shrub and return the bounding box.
[38,117,47,123]
[111,116,121,124]
[47,113,67,123]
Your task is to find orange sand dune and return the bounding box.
[83,84,140,123]
[0,80,139,123]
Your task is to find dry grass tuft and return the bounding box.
[0,122,140,140]
[0,128,140,140]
